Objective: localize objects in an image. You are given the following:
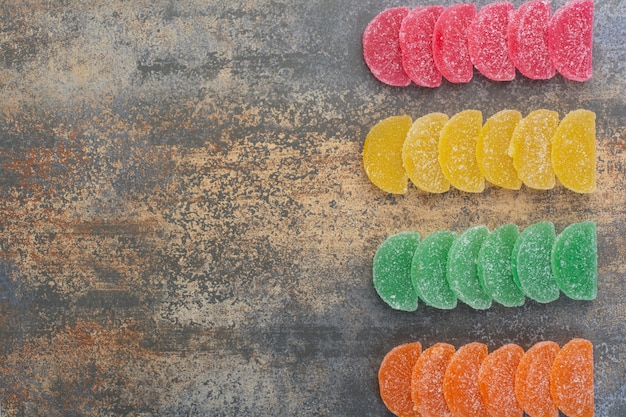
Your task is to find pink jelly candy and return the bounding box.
[399,6,446,88]
[433,3,477,84]
[507,0,556,80]
[468,2,516,81]
[363,7,412,86]
[548,0,594,81]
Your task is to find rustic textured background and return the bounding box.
[0,0,624,415]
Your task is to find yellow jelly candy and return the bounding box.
[508,109,559,190]
[402,113,450,193]
[363,115,413,194]
[476,110,523,190]
[552,109,596,193]
[438,110,485,193]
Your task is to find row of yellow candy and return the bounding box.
[362,109,596,194]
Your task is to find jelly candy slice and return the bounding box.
[552,109,596,193]
[447,226,492,309]
[363,115,413,194]
[411,343,456,417]
[508,109,559,190]
[478,344,524,417]
[476,110,522,190]
[373,232,421,311]
[550,338,594,417]
[399,6,446,88]
[432,4,477,83]
[477,224,525,307]
[363,8,412,86]
[514,341,560,417]
[467,2,516,81]
[507,0,556,80]
[411,230,457,309]
[438,110,485,193]
[548,0,594,82]
[552,221,597,300]
[511,222,560,303]
[379,342,422,417]
[402,113,450,193]
[443,342,489,417]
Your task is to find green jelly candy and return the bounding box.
[447,225,492,309]
[512,222,560,303]
[411,230,457,309]
[477,224,525,307]
[373,231,421,311]
[552,221,597,300]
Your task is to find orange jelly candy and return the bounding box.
[508,109,559,189]
[478,343,524,417]
[443,342,489,417]
[515,341,560,417]
[550,338,594,417]
[411,343,456,417]
[363,115,413,194]
[379,342,422,417]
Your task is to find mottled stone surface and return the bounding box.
[0,0,624,415]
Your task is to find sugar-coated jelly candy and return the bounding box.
[402,113,450,193]
[443,342,489,417]
[552,221,597,300]
[411,230,457,309]
[507,0,555,80]
[476,109,522,190]
[433,4,477,83]
[373,232,421,311]
[363,8,412,86]
[511,222,560,303]
[552,109,596,193]
[548,0,594,82]
[515,341,560,417]
[447,226,492,309]
[508,109,559,189]
[379,342,423,417]
[467,2,516,81]
[478,344,525,417]
[550,338,594,417]
[438,110,485,193]
[477,224,525,307]
[399,6,446,88]
[363,115,412,194]
[411,343,456,417]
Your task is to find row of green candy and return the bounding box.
[373,221,597,311]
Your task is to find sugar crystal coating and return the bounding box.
[379,342,423,417]
[507,0,556,80]
[363,115,413,194]
[438,110,485,193]
[402,112,450,193]
[477,224,525,307]
[363,8,412,86]
[552,221,597,300]
[478,344,524,417]
[443,342,489,417]
[447,225,492,309]
[399,6,446,88]
[511,222,560,303]
[373,231,421,311]
[411,230,457,309]
[548,0,594,82]
[468,2,516,81]
[433,4,477,83]
[476,109,522,190]
[515,341,560,417]
[411,343,456,417]
[552,109,596,193]
[550,338,594,417]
